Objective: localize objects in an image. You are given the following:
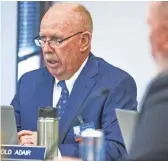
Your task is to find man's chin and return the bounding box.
[48,68,64,80]
[46,67,71,80]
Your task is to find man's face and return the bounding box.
[40,10,84,80]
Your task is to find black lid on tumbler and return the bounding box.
[38,107,58,118]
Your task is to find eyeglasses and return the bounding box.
[34,31,83,48]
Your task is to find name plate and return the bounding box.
[1,144,46,160]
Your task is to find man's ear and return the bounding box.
[79,31,92,53]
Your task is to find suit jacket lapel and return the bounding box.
[59,54,99,144]
[33,68,54,109]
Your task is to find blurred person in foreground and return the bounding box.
[11,2,137,160]
[126,2,168,161]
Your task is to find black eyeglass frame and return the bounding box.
[34,31,83,47]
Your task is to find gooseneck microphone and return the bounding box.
[37,107,59,159]
[46,88,110,159]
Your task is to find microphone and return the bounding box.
[46,88,110,160]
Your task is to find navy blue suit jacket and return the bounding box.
[11,54,137,161]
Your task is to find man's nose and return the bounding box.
[43,42,53,53]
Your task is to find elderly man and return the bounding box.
[126,2,168,161]
[11,2,137,160]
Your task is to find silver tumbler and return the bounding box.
[37,107,59,159]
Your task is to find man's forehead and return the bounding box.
[43,3,76,21]
[40,13,84,35]
[41,9,77,28]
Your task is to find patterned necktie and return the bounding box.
[56,81,69,120]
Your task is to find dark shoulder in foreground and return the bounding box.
[146,72,168,94]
